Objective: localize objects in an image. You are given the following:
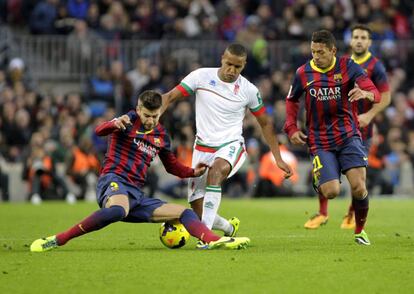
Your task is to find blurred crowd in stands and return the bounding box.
[1,0,414,202]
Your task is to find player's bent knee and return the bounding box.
[320,183,340,199]
[352,185,368,199]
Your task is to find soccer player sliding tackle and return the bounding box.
[30,90,250,252]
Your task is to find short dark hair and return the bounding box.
[311,30,336,49]
[138,90,162,110]
[226,43,247,57]
[351,23,372,39]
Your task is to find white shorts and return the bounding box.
[188,140,247,202]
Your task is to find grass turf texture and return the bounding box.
[1,198,413,294]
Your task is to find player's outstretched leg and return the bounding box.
[340,203,355,229]
[30,205,126,252]
[304,191,329,229]
[180,209,249,250]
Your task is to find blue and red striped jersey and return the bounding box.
[284,56,380,153]
[350,52,390,140]
[96,110,194,187]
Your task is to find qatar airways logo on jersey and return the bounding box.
[310,87,342,101]
[133,138,157,158]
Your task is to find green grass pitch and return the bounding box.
[1,198,413,294]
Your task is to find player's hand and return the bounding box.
[193,162,209,177]
[114,115,132,130]
[290,131,307,145]
[349,84,374,102]
[358,112,374,128]
[276,160,293,179]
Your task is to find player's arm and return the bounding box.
[358,91,391,128]
[358,62,391,127]
[161,71,198,115]
[347,60,380,103]
[348,76,380,103]
[284,69,307,145]
[95,115,132,136]
[161,87,185,115]
[159,150,208,178]
[255,113,292,178]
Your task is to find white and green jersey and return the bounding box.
[176,67,265,150]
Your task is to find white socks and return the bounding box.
[202,185,222,229]
[213,214,233,236]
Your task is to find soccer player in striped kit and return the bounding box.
[161,44,292,247]
[304,24,390,230]
[30,90,250,252]
[284,30,380,245]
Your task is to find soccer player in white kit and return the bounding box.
[162,44,292,243]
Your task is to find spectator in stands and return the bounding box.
[67,20,104,72]
[66,136,99,200]
[54,4,77,35]
[127,58,150,96]
[29,0,59,34]
[236,15,263,51]
[109,60,133,113]
[253,141,299,197]
[6,58,35,91]
[86,2,100,29]
[23,143,75,205]
[86,65,116,118]
[67,0,90,20]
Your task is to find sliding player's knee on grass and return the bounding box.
[105,194,130,216]
[319,180,340,199]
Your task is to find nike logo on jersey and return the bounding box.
[363,157,368,161]
[306,80,315,87]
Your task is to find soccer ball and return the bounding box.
[159,222,190,249]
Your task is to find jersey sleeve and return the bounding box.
[126,110,138,121]
[175,69,200,97]
[347,59,367,83]
[247,84,265,117]
[158,132,194,178]
[283,69,304,138]
[286,69,304,102]
[371,61,390,93]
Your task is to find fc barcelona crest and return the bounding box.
[334,73,342,83]
[154,137,161,146]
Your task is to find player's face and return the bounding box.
[350,29,372,56]
[311,42,337,69]
[137,105,161,130]
[219,51,246,82]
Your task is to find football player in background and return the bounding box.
[304,24,390,230]
[284,30,380,245]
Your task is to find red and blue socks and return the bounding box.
[180,209,220,243]
[352,195,369,234]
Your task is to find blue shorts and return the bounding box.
[362,139,371,155]
[311,136,368,188]
[96,173,165,223]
